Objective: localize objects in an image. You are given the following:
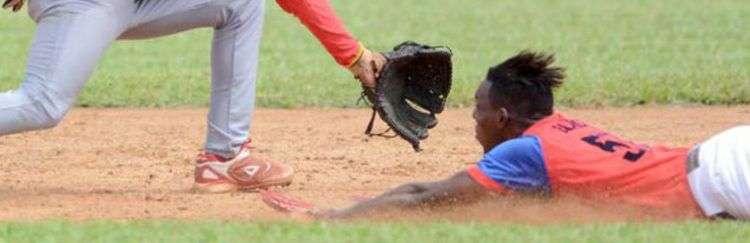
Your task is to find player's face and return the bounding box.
[473,80,507,153]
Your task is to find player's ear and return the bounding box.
[496,108,510,128]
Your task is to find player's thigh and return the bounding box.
[27,0,134,22]
[119,0,257,40]
[23,0,133,97]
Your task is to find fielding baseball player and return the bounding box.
[0,0,386,192]
[265,51,750,220]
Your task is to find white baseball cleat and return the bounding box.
[194,141,293,193]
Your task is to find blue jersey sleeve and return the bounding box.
[476,136,550,194]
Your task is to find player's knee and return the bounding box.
[17,89,73,131]
[37,108,68,129]
[217,0,263,30]
[30,103,70,131]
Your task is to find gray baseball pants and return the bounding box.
[0,0,265,158]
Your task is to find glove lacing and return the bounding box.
[358,91,398,138]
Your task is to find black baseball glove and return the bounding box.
[362,41,453,151]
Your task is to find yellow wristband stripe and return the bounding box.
[346,42,366,69]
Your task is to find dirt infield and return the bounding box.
[1,106,749,222]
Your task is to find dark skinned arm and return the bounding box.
[318,170,491,219]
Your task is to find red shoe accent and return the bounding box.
[194,139,293,193]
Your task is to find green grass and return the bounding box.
[1,0,748,108]
[1,220,749,243]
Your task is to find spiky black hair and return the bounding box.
[486,51,565,119]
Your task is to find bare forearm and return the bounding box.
[326,193,420,219]
[322,171,488,219]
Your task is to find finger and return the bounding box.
[370,60,380,79]
[261,193,290,212]
[12,0,22,11]
[260,189,318,214]
[360,72,376,88]
[3,0,18,8]
[261,190,294,212]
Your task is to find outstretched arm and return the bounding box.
[319,171,490,219]
[275,0,385,87]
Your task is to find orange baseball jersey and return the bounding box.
[468,113,703,215]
